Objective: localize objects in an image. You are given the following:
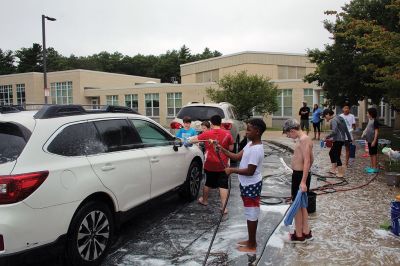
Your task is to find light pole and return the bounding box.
[42,14,56,104]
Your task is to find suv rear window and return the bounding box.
[0,122,31,164]
[177,106,225,121]
[48,122,105,156]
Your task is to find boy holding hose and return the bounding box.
[219,118,266,253]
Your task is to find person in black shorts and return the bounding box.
[282,118,314,243]
[299,101,310,135]
[188,115,234,214]
[291,171,311,201]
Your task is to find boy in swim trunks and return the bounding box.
[220,118,266,252]
[282,118,314,243]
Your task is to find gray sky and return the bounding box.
[2,0,348,56]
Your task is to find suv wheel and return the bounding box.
[179,161,202,201]
[66,201,114,265]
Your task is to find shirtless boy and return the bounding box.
[283,118,314,243]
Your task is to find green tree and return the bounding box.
[0,49,16,74]
[46,47,71,72]
[15,43,43,73]
[206,71,278,118]
[305,0,400,109]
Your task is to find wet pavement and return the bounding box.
[258,131,400,266]
[103,142,293,265]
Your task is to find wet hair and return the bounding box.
[183,116,192,123]
[282,118,300,133]
[210,115,222,126]
[367,107,378,119]
[248,118,266,135]
[201,121,210,129]
[322,109,334,118]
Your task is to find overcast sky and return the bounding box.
[1,0,349,57]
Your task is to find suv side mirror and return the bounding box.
[173,138,183,152]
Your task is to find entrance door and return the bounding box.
[91,97,100,109]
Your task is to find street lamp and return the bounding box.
[42,15,56,104]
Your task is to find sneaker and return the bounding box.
[303,230,313,242]
[287,233,306,243]
[366,168,379,174]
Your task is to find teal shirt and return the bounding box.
[176,128,197,141]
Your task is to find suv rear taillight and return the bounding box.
[0,171,49,205]
[0,235,4,251]
[170,121,183,129]
[221,123,232,130]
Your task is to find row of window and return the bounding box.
[0,84,25,105]
[274,88,395,119]
[2,81,394,119]
[106,92,182,117]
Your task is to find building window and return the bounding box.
[125,94,138,111]
[319,91,325,106]
[278,66,306,79]
[167,92,182,117]
[304,88,313,106]
[273,89,292,117]
[106,95,119,106]
[196,70,219,83]
[51,81,73,104]
[0,85,13,106]
[16,84,25,105]
[145,93,159,117]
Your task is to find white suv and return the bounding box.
[0,105,203,265]
[170,102,246,152]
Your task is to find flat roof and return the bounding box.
[180,51,307,67]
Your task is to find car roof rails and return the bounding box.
[33,104,140,119]
[34,105,86,119]
[102,105,140,114]
[0,105,25,114]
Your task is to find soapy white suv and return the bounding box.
[0,105,203,265]
[170,102,246,152]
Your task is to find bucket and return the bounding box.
[325,139,333,148]
[385,172,400,187]
[307,191,317,213]
[391,200,400,236]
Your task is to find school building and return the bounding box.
[0,51,394,128]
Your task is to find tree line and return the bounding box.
[0,44,222,83]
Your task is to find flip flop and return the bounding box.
[198,197,208,206]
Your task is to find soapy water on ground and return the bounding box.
[103,142,294,265]
[258,140,400,266]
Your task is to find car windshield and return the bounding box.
[177,106,225,121]
[0,122,31,164]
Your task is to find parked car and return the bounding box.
[170,102,246,152]
[0,105,203,265]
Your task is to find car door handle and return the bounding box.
[101,164,115,171]
[150,157,159,163]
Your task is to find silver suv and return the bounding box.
[170,102,246,152]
